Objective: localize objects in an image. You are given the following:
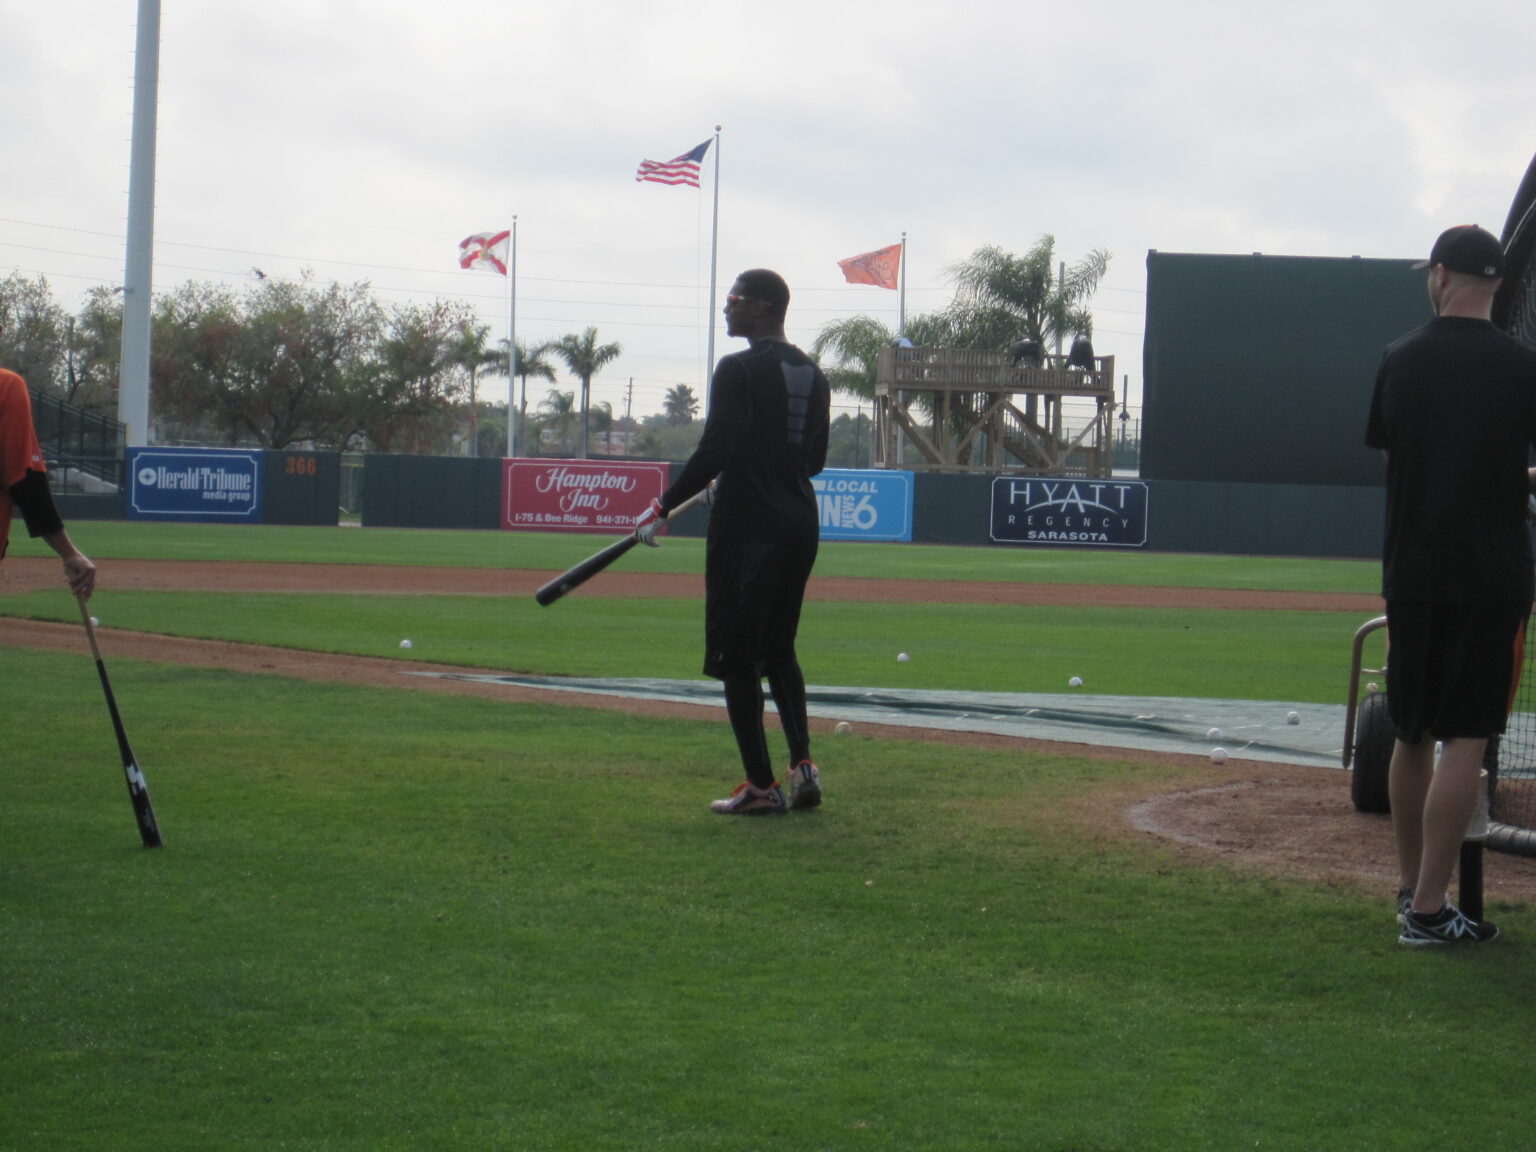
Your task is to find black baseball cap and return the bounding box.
[1413,224,1505,278]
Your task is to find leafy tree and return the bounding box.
[633,412,703,460]
[590,400,616,452]
[662,383,700,426]
[150,276,386,449]
[825,411,874,468]
[942,236,1110,352]
[65,287,123,412]
[538,388,578,453]
[364,298,477,454]
[553,326,622,459]
[0,273,69,394]
[150,280,248,443]
[474,402,510,458]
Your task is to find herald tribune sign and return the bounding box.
[813,469,913,542]
[126,448,263,522]
[990,477,1148,548]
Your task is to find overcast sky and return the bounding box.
[3,0,1533,422]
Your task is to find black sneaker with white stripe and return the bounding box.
[1398,903,1500,946]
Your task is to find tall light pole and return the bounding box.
[119,0,161,446]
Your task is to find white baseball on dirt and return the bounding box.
[1210,747,1228,765]
[90,617,100,627]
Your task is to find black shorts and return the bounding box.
[1385,600,1529,742]
[702,528,818,680]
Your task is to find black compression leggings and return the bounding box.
[722,660,812,789]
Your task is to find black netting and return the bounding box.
[1494,228,1536,847]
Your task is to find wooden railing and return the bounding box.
[872,347,1116,476]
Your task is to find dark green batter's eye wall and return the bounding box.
[1141,252,1428,487]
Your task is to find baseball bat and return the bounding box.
[77,594,163,848]
[534,486,710,607]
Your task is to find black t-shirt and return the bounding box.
[663,338,830,537]
[1364,316,1536,603]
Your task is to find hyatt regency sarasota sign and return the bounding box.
[990,477,1148,548]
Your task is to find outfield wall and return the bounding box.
[52,453,1385,560]
[349,456,1386,560]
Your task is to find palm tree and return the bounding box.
[538,388,578,453]
[498,338,556,457]
[942,236,1110,353]
[553,326,622,459]
[662,384,700,425]
[591,400,615,452]
[810,316,895,401]
[446,321,503,456]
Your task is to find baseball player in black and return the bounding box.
[1366,224,1536,945]
[635,269,830,815]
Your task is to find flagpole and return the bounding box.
[507,217,518,458]
[899,231,907,338]
[705,125,721,415]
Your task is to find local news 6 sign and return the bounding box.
[990,477,1149,548]
[813,469,913,542]
[503,459,668,533]
[126,447,263,522]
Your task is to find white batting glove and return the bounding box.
[635,498,666,547]
[702,479,718,507]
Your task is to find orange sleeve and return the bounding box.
[0,369,47,559]
[0,370,47,490]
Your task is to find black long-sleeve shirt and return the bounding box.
[662,338,830,537]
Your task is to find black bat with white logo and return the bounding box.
[534,486,710,607]
[78,595,163,848]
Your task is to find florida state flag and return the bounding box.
[837,243,901,290]
[458,230,511,275]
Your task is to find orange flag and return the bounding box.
[837,243,901,290]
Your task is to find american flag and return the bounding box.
[635,140,711,188]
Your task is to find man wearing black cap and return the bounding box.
[1366,224,1536,945]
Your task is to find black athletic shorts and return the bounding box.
[702,527,818,680]
[1385,600,1529,742]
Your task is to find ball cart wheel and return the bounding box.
[1351,690,1394,814]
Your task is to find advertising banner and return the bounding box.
[990,476,1149,548]
[126,447,263,522]
[813,469,914,542]
[503,458,669,533]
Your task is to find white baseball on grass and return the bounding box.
[400,639,413,650]
[90,617,100,626]
[1210,747,1228,765]
[835,721,852,736]
[897,652,910,662]
[1068,676,1083,687]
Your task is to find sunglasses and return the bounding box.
[724,293,761,307]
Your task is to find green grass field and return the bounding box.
[9,523,1526,1152]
